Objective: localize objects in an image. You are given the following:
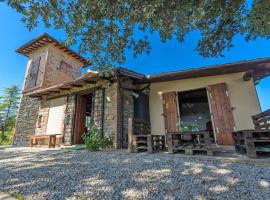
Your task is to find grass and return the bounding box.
[8,191,26,200]
[0,130,14,146]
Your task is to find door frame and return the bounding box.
[171,87,216,143]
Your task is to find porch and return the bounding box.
[128,108,270,158]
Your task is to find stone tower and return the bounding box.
[13,33,88,146]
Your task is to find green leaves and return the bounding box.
[0,85,20,140]
[83,124,113,151]
[4,0,270,69]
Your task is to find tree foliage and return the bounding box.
[3,0,270,69]
[0,85,20,140]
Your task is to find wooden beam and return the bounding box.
[243,70,253,81]
[83,80,96,84]
[70,83,83,87]
[49,90,61,93]
[59,87,71,90]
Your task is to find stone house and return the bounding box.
[13,33,270,148]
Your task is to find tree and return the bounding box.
[0,85,20,140]
[3,0,270,70]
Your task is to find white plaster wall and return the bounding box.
[46,97,67,135]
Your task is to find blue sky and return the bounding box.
[0,3,269,110]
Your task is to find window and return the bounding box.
[37,115,42,128]
[59,61,72,73]
[27,56,41,89]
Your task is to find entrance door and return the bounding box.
[207,83,235,145]
[162,92,179,133]
[73,95,87,144]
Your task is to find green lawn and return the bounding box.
[0,130,13,145]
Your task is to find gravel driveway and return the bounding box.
[0,147,269,200]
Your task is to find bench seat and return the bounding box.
[30,134,62,148]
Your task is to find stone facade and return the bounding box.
[14,77,136,148]
[63,95,76,145]
[35,97,50,135]
[14,35,139,148]
[42,45,82,88]
[14,42,85,147]
[13,95,40,146]
[103,82,120,148]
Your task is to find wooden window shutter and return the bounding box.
[207,83,235,145]
[162,92,179,134]
[27,56,41,89]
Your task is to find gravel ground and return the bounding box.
[0,147,269,200]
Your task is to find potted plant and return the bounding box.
[177,121,199,140]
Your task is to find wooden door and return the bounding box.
[73,95,87,144]
[162,92,179,133]
[208,83,235,145]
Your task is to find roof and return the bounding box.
[116,67,145,79]
[26,71,101,97]
[16,33,90,67]
[26,68,145,97]
[138,58,270,83]
[26,58,270,97]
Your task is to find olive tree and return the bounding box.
[3,0,270,69]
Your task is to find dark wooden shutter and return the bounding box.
[162,92,179,133]
[27,56,41,89]
[208,83,235,145]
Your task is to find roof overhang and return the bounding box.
[138,58,270,83]
[16,33,90,67]
[25,72,100,97]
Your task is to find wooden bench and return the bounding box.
[233,109,270,158]
[30,134,61,148]
[128,118,165,153]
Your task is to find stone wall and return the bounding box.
[103,82,120,148]
[13,95,40,146]
[63,95,76,145]
[121,89,134,149]
[14,77,136,148]
[35,97,50,135]
[42,45,83,88]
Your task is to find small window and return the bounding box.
[37,115,42,128]
[59,61,72,72]
[27,56,41,89]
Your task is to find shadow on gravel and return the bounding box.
[0,149,269,199]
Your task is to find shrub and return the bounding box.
[177,121,199,132]
[83,124,113,151]
[0,129,14,145]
